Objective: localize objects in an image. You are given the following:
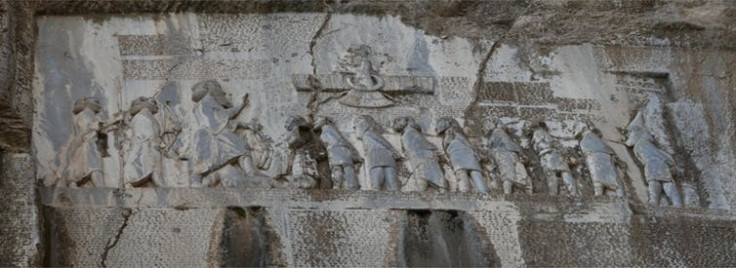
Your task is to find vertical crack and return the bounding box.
[100,208,133,267]
[464,3,532,123]
[305,11,333,121]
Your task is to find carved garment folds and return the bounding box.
[123,97,165,187]
[63,98,106,187]
[394,117,446,191]
[190,80,250,187]
[354,115,401,191]
[580,130,624,197]
[532,122,578,196]
[315,117,361,190]
[485,121,530,195]
[437,117,488,194]
[627,113,682,207]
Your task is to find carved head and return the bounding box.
[392,116,419,132]
[482,118,499,134]
[129,96,159,116]
[435,117,460,135]
[353,115,379,136]
[625,126,652,146]
[313,116,334,130]
[191,80,232,108]
[285,116,309,132]
[72,97,102,115]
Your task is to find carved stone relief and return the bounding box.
[626,112,683,208]
[31,14,729,210]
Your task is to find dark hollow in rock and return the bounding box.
[397,209,501,267]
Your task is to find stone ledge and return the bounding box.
[38,187,631,222]
[40,187,736,221]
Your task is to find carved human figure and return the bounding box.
[353,115,401,191]
[314,117,361,190]
[338,45,393,108]
[393,116,446,191]
[580,128,624,196]
[532,121,579,196]
[484,120,531,195]
[626,125,682,207]
[190,80,249,187]
[123,97,165,187]
[64,97,106,187]
[280,116,322,189]
[436,117,488,194]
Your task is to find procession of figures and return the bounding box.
[52,78,687,208]
[43,42,695,209]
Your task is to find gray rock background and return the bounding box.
[3,0,736,266]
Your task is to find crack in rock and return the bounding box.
[100,208,133,267]
[465,4,531,119]
[305,12,333,121]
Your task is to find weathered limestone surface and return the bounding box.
[3,0,736,266]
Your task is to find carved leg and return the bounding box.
[370,167,385,191]
[331,166,344,189]
[503,180,513,194]
[648,181,663,206]
[470,170,489,194]
[455,170,471,193]
[488,176,499,191]
[525,182,534,195]
[343,165,359,190]
[239,155,259,175]
[152,169,167,188]
[547,172,559,195]
[385,167,401,191]
[663,182,683,208]
[415,175,429,192]
[190,173,204,187]
[593,182,604,196]
[562,171,578,196]
[90,171,104,188]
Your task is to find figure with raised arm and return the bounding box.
[64,97,106,187]
[123,97,166,187]
[190,80,249,187]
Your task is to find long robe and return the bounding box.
[320,124,356,167]
[124,109,163,185]
[490,129,527,184]
[580,131,619,188]
[192,95,247,174]
[533,129,569,172]
[66,109,103,184]
[633,138,674,182]
[402,127,444,186]
[443,128,482,172]
[360,130,397,170]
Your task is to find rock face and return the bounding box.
[3,0,736,266]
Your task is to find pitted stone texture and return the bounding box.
[44,207,220,267]
[519,220,634,266]
[467,209,525,267]
[630,215,736,266]
[287,209,399,267]
[0,153,39,267]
